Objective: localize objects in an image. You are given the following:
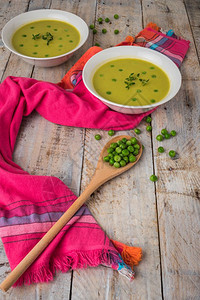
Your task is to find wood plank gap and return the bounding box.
[183,0,200,63]
[92,0,99,45]
[150,122,164,300]
[68,270,74,300]
[140,0,144,28]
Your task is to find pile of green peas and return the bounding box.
[103,137,141,168]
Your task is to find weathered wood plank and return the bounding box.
[142,0,200,299]
[71,0,163,299]
[142,0,199,81]
[184,0,200,61]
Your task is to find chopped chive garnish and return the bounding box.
[106,91,112,95]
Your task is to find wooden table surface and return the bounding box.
[0,0,199,299]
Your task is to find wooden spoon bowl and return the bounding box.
[95,135,143,186]
[0,135,142,292]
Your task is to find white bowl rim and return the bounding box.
[2,9,89,61]
[82,46,182,109]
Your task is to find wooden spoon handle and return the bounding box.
[0,177,99,292]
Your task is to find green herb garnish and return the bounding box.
[32,33,40,40]
[124,72,150,89]
[124,72,137,89]
[42,32,53,45]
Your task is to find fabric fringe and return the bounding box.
[111,240,142,270]
[13,249,120,287]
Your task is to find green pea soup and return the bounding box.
[12,19,80,58]
[93,58,170,106]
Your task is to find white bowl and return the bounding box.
[82,46,182,114]
[2,9,89,67]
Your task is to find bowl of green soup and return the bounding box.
[82,46,181,114]
[2,9,89,67]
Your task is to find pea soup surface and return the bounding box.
[12,20,80,58]
[93,58,170,106]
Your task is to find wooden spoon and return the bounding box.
[0,135,142,292]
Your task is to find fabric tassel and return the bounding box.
[111,240,142,270]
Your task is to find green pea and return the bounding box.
[129,155,136,163]
[114,29,119,34]
[114,155,121,162]
[117,140,123,145]
[170,130,177,137]
[146,125,152,132]
[130,137,137,144]
[98,17,103,24]
[161,128,168,135]
[126,140,132,146]
[127,145,134,152]
[93,29,97,34]
[108,153,113,158]
[134,128,141,135]
[103,156,110,162]
[156,134,163,141]
[133,149,139,155]
[109,158,114,165]
[114,14,119,19]
[108,129,115,136]
[150,175,158,182]
[114,162,120,168]
[115,147,122,154]
[107,147,114,153]
[110,142,117,149]
[134,144,140,149]
[102,28,107,34]
[95,134,101,140]
[105,17,110,22]
[123,156,129,163]
[112,151,117,156]
[164,133,171,139]
[120,160,126,167]
[169,150,176,157]
[121,138,127,143]
[122,149,130,156]
[145,116,152,123]
[142,145,144,149]
[158,146,165,153]
[120,143,127,149]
